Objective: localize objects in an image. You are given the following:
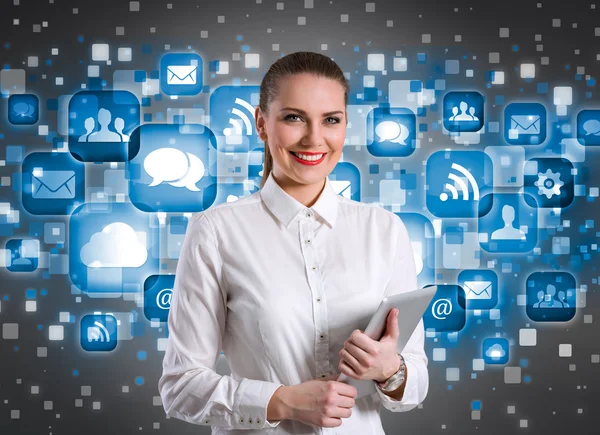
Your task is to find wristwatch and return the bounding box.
[376,354,406,393]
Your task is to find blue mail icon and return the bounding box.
[330,180,352,198]
[32,170,76,199]
[463,281,493,300]
[510,115,540,135]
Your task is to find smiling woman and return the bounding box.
[254,52,350,208]
[159,51,429,435]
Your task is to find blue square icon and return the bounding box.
[144,275,174,322]
[8,94,39,125]
[127,124,218,212]
[6,239,39,272]
[68,90,140,162]
[577,110,600,145]
[367,107,416,157]
[443,92,484,132]
[478,193,538,253]
[423,285,466,332]
[523,158,574,208]
[458,269,498,311]
[526,272,576,322]
[482,338,509,364]
[22,152,85,215]
[426,151,494,218]
[80,314,118,351]
[209,85,261,152]
[504,103,547,145]
[160,53,203,96]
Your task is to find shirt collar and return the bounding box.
[261,171,339,229]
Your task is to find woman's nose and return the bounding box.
[302,123,324,146]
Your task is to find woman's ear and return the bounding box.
[255,107,268,141]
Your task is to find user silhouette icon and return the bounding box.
[468,106,479,121]
[448,106,459,121]
[78,117,96,142]
[114,117,130,142]
[491,205,526,240]
[557,290,569,308]
[12,244,33,266]
[539,284,557,308]
[87,108,122,143]
[450,101,474,121]
[533,290,545,308]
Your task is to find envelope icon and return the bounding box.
[510,115,540,135]
[32,170,76,199]
[167,65,197,85]
[463,281,492,300]
[331,180,352,198]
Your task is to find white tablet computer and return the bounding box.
[337,285,438,398]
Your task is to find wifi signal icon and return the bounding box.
[223,98,255,145]
[439,163,480,202]
[80,314,118,351]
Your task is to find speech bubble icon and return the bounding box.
[13,102,34,117]
[144,148,189,187]
[167,152,204,192]
[375,121,401,143]
[582,119,600,136]
[389,123,410,145]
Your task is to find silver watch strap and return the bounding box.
[377,354,405,392]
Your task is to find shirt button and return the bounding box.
[320,333,325,340]
[306,211,312,218]
[249,418,253,423]
[305,239,312,244]
[256,418,260,424]
[240,418,244,423]
[316,297,321,302]
[312,265,317,270]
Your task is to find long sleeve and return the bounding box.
[158,212,285,430]
[374,216,430,412]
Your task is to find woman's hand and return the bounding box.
[338,308,402,383]
[268,374,357,428]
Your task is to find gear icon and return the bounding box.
[534,169,563,199]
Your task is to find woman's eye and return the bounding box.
[285,115,341,124]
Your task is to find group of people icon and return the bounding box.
[78,108,130,143]
[448,101,480,122]
[532,284,571,309]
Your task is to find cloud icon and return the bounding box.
[485,343,506,359]
[80,222,148,268]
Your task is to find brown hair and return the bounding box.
[257,51,350,189]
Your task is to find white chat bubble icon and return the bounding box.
[375,121,410,145]
[375,120,400,142]
[582,119,600,136]
[144,148,189,187]
[167,152,204,192]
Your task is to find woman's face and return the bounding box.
[255,73,347,187]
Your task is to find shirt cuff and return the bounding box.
[236,379,285,429]
[374,358,419,411]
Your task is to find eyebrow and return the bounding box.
[280,107,344,117]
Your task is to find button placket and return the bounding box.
[299,218,330,378]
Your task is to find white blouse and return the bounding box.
[159,171,429,434]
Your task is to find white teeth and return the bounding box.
[291,152,324,161]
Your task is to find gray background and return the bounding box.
[0,0,599,434]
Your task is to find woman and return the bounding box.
[159,51,429,434]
